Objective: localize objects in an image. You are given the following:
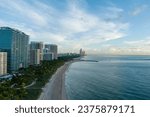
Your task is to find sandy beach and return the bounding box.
[38,61,74,100]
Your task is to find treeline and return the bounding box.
[58,54,80,61]
[0,55,79,100]
[0,60,64,99]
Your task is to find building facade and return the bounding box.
[79,48,85,56]
[0,27,29,72]
[45,44,58,59]
[30,42,43,64]
[30,49,40,65]
[43,48,54,61]
[0,52,7,75]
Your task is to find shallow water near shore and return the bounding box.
[65,55,150,100]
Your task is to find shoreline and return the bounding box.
[38,60,77,100]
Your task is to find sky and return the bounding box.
[0,0,150,55]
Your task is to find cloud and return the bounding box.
[124,38,150,46]
[0,0,51,27]
[87,37,150,55]
[131,5,148,16]
[119,38,150,55]
[103,6,124,20]
[0,0,129,53]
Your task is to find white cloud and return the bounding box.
[85,37,150,55]
[0,0,129,53]
[124,38,150,46]
[103,6,124,20]
[131,5,148,16]
[116,38,150,55]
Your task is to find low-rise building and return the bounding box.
[43,48,54,61]
[45,44,58,59]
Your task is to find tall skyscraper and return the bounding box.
[79,48,85,56]
[0,27,29,72]
[30,42,43,64]
[80,48,82,55]
[45,44,58,59]
[0,52,7,75]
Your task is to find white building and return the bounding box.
[30,49,40,65]
[0,52,7,75]
[30,41,43,62]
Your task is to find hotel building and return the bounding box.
[0,27,29,72]
[30,42,43,65]
[30,49,40,65]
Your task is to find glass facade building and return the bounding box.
[0,27,29,72]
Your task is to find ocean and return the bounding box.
[65,55,150,100]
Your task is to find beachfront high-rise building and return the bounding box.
[80,48,82,55]
[79,48,85,56]
[30,49,40,65]
[0,52,7,75]
[45,44,58,59]
[43,48,54,61]
[0,27,29,72]
[30,42,43,64]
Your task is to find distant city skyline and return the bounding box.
[0,0,150,55]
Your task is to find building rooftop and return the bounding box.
[30,41,43,44]
[45,44,57,46]
[0,27,29,36]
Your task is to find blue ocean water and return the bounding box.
[65,55,150,100]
